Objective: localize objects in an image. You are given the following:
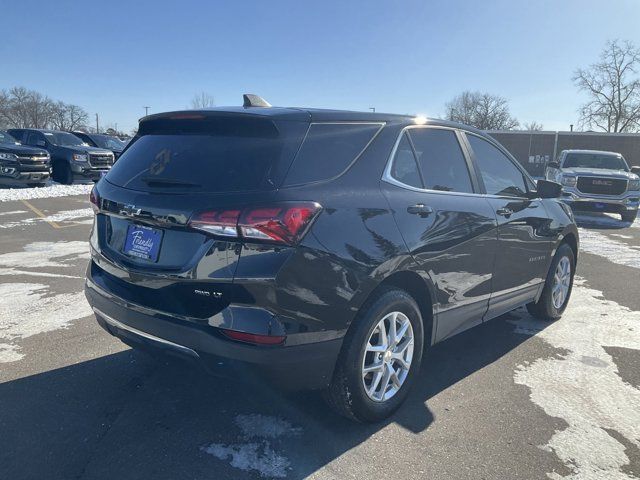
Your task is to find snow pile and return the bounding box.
[509,279,640,479]
[201,414,301,478]
[0,183,92,202]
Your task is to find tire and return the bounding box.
[324,288,424,423]
[53,160,73,185]
[27,183,45,188]
[621,209,638,223]
[526,243,575,321]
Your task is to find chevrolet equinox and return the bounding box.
[85,95,579,422]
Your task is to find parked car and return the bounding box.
[0,130,51,187]
[546,149,640,222]
[8,128,115,184]
[72,132,126,160]
[85,97,579,422]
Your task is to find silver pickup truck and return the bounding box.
[546,149,640,222]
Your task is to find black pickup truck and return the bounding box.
[72,132,126,160]
[0,130,51,187]
[8,128,114,184]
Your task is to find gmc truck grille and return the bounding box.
[89,153,114,168]
[576,177,627,195]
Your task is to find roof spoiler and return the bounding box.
[243,94,271,108]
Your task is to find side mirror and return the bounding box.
[546,161,560,169]
[631,166,640,175]
[36,140,46,147]
[536,179,562,199]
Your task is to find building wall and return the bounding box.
[488,131,640,177]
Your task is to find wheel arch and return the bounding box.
[353,270,435,347]
[560,231,578,262]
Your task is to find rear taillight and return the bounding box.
[89,186,100,213]
[189,202,322,246]
[189,209,241,237]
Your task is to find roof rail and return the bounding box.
[243,94,271,108]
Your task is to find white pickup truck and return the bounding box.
[546,149,640,223]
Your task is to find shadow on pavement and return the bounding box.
[0,312,536,480]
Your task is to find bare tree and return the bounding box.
[523,121,544,131]
[445,91,519,130]
[66,104,89,130]
[49,102,89,131]
[190,92,216,109]
[574,40,640,132]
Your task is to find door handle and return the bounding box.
[407,204,433,217]
[496,207,513,217]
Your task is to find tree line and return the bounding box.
[0,87,89,131]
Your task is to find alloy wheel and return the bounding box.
[552,256,571,309]
[362,311,414,402]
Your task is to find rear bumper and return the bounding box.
[84,274,343,391]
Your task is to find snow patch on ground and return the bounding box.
[0,240,92,362]
[0,210,27,216]
[0,241,89,272]
[0,183,92,202]
[0,208,93,229]
[509,279,640,479]
[202,414,301,478]
[202,443,290,478]
[577,228,640,269]
[41,208,93,223]
[0,283,91,363]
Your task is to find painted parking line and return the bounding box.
[17,199,92,229]
[19,199,62,229]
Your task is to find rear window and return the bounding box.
[282,123,382,186]
[105,116,307,193]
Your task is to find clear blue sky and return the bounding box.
[2,0,640,133]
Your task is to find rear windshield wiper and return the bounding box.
[140,176,202,188]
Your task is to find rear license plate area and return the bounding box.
[123,224,163,262]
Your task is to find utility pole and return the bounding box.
[144,106,150,116]
[95,113,99,133]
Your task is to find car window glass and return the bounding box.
[390,133,422,188]
[26,132,41,145]
[283,123,380,186]
[467,134,527,197]
[408,128,473,193]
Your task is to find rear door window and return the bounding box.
[283,123,382,186]
[389,133,423,188]
[407,128,474,193]
[466,134,528,197]
[105,116,307,193]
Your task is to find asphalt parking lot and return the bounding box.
[0,192,638,480]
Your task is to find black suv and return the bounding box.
[0,130,51,187]
[8,128,115,184]
[72,132,126,160]
[85,99,579,422]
